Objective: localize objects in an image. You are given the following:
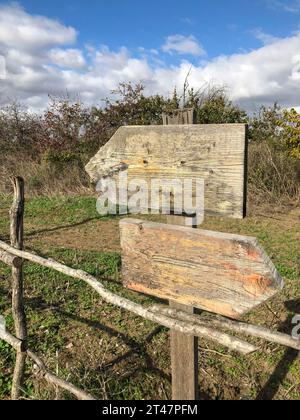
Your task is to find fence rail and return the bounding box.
[0,177,299,400]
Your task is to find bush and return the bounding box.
[247,103,300,206]
[248,103,283,143]
[185,86,247,124]
[278,108,300,159]
[0,84,299,206]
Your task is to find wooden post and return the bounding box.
[170,303,198,399]
[164,109,198,400]
[167,214,198,400]
[10,177,27,400]
[162,108,196,125]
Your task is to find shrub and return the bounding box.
[248,103,283,143]
[0,84,299,206]
[278,108,300,159]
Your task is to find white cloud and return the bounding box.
[267,0,300,13]
[162,34,206,56]
[0,4,300,113]
[188,33,300,109]
[251,28,279,45]
[154,32,300,110]
[0,55,5,79]
[0,3,76,52]
[49,49,86,69]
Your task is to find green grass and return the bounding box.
[0,195,299,400]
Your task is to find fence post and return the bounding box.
[10,177,27,400]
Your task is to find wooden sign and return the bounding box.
[85,124,248,219]
[120,219,284,319]
[86,122,248,400]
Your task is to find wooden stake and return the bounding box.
[167,214,199,400]
[10,177,27,400]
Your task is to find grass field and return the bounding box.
[0,195,299,400]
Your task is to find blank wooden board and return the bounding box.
[85,124,248,219]
[120,219,283,319]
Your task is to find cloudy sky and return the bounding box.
[0,0,300,112]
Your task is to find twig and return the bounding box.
[200,366,213,378]
[265,303,281,322]
[198,347,232,358]
[284,384,296,399]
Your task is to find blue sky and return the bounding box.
[0,1,300,111]
[9,0,300,59]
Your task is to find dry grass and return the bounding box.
[1,142,299,213]
[0,152,92,196]
[248,142,300,208]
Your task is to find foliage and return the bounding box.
[249,103,283,144]
[185,85,247,124]
[91,83,170,135]
[247,104,300,203]
[0,102,41,156]
[277,108,300,159]
[0,83,299,202]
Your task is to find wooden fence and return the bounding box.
[0,177,299,400]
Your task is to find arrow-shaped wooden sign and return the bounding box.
[120,219,284,319]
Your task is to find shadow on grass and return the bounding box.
[25,294,171,384]
[24,212,122,238]
[53,309,213,400]
[0,218,100,243]
[25,295,217,400]
[25,217,100,238]
[256,299,300,400]
[59,310,171,382]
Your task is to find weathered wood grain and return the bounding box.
[120,219,284,319]
[85,124,248,219]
